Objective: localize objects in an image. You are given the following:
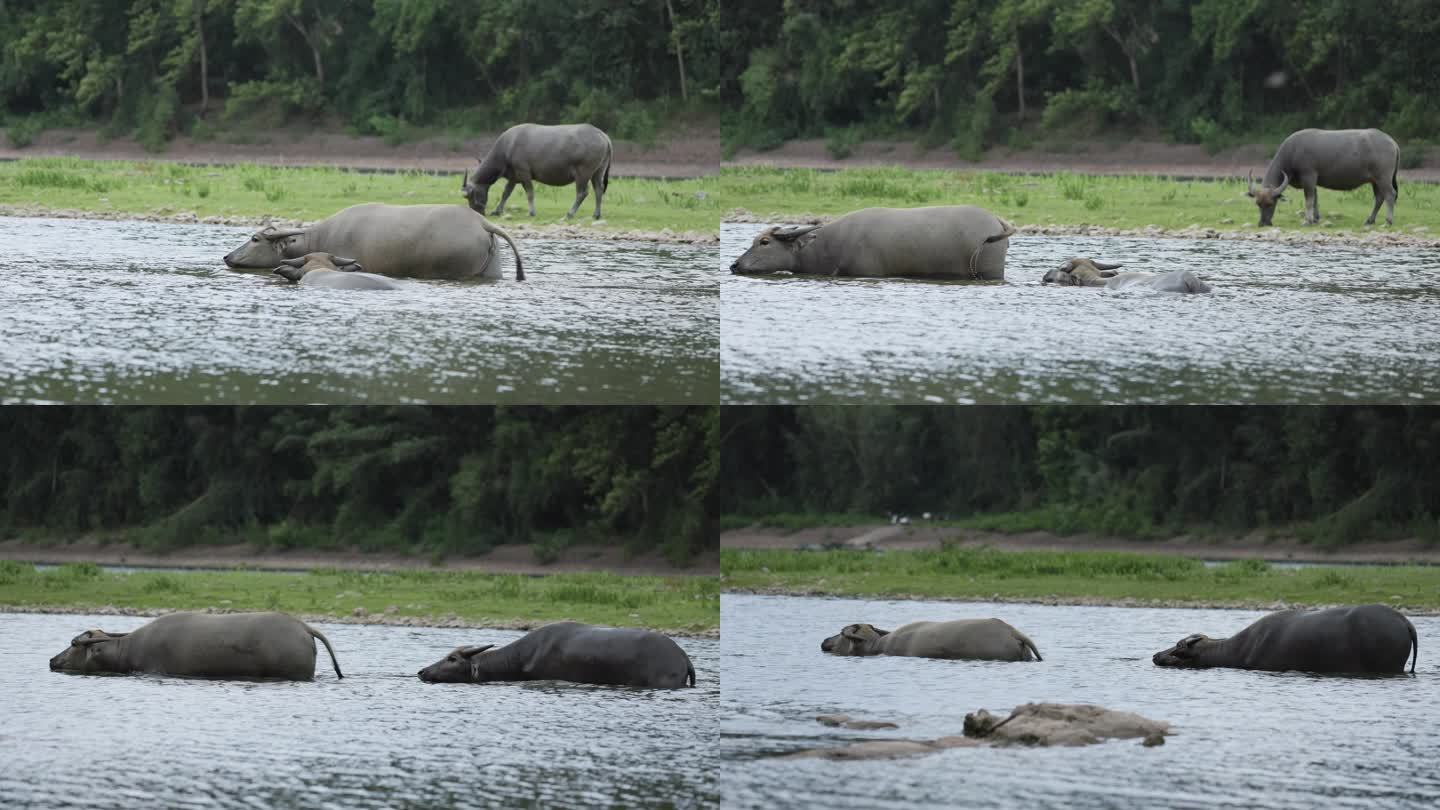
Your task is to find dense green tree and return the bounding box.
[0,0,718,145]
[720,407,1440,545]
[0,406,717,563]
[723,0,1440,153]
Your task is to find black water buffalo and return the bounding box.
[1247,128,1400,227]
[272,252,399,289]
[729,206,1017,280]
[1152,604,1417,674]
[223,203,524,281]
[49,612,343,680]
[417,622,694,688]
[1041,258,1212,293]
[462,123,613,220]
[821,619,1042,661]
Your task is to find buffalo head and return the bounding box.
[729,224,821,274]
[1246,170,1289,226]
[461,167,502,216]
[417,644,495,682]
[224,225,307,268]
[821,623,890,655]
[49,629,129,673]
[1151,634,1215,667]
[1042,258,1123,286]
[271,252,363,283]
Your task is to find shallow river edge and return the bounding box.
[1,604,719,639]
[725,208,1440,249]
[722,586,1440,616]
[0,204,718,246]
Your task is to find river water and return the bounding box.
[0,612,718,809]
[721,223,1440,403]
[720,594,1439,809]
[0,217,717,404]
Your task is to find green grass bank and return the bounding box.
[721,548,1440,612]
[0,562,720,635]
[720,166,1440,239]
[0,158,719,237]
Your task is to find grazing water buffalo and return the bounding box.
[729,206,1017,280]
[417,622,695,688]
[223,203,524,281]
[272,252,399,290]
[1041,258,1211,293]
[1247,128,1400,226]
[462,123,612,220]
[821,619,1042,661]
[48,612,343,680]
[1152,604,1417,674]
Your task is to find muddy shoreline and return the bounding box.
[0,540,719,577]
[720,585,1440,617]
[0,204,718,245]
[724,207,1440,249]
[0,603,718,638]
[721,525,1440,566]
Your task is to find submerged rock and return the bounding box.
[815,714,900,730]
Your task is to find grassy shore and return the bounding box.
[720,166,1440,237]
[721,548,1440,612]
[0,562,719,635]
[0,158,719,236]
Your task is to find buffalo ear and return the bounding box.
[873,627,890,637]
[461,644,495,658]
[841,625,866,642]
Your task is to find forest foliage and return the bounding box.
[724,0,1440,157]
[720,406,1440,545]
[0,406,717,563]
[0,0,718,149]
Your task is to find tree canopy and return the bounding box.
[0,406,717,563]
[723,0,1440,156]
[0,0,718,147]
[721,406,1440,544]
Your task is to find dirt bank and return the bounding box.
[0,203,718,245]
[4,125,720,179]
[0,539,719,577]
[726,137,1440,182]
[723,207,1440,249]
[721,525,1440,566]
[0,603,718,638]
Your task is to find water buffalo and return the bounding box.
[462,123,612,220]
[48,611,343,680]
[1041,258,1211,293]
[729,206,1017,280]
[821,619,1042,661]
[1247,128,1400,226]
[223,203,524,281]
[417,622,695,688]
[272,252,399,290]
[1152,604,1417,674]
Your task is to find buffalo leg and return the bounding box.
[1303,184,1319,225]
[1365,182,1385,226]
[523,181,537,217]
[591,171,604,220]
[495,181,518,217]
[567,177,588,220]
[1384,180,1397,226]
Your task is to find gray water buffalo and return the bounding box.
[821,619,1042,661]
[729,206,1017,280]
[1247,128,1400,226]
[272,252,399,290]
[223,203,524,281]
[1042,258,1211,293]
[1152,604,1417,674]
[462,123,612,220]
[48,611,343,680]
[417,622,694,688]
